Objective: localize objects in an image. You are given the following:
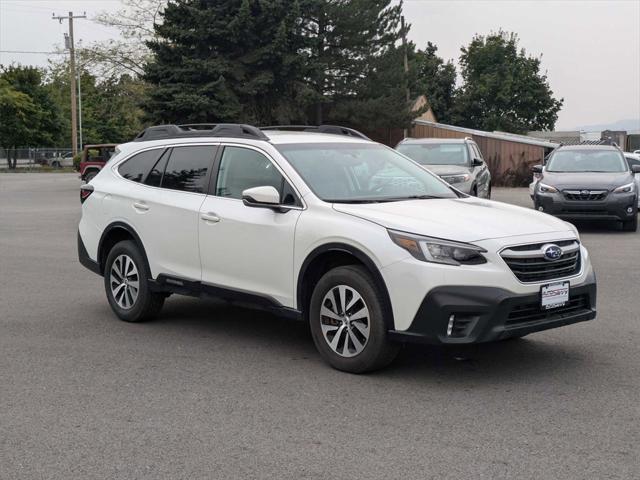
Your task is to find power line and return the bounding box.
[0,50,65,55]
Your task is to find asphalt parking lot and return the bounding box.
[1,173,639,479]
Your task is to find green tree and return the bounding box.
[329,44,415,129]
[0,78,38,169]
[0,65,62,168]
[144,0,307,125]
[453,31,563,133]
[47,60,146,145]
[1,65,62,146]
[413,42,457,123]
[299,0,408,126]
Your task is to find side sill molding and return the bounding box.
[151,274,303,321]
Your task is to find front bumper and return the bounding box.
[388,271,596,344]
[535,191,637,221]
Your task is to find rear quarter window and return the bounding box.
[118,149,165,183]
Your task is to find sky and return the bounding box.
[1,0,639,131]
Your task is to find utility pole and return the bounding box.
[53,11,86,156]
[401,16,410,140]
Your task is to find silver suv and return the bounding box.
[396,137,492,198]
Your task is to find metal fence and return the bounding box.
[0,147,74,169]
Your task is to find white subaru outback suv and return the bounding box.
[78,124,597,373]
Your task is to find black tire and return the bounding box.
[486,182,492,199]
[309,265,399,373]
[471,185,478,197]
[84,171,98,183]
[52,160,61,169]
[622,214,637,232]
[103,240,164,322]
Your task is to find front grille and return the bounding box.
[563,190,608,201]
[501,240,581,283]
[506,294,591,326]
[560,207,607,215]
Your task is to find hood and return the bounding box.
[333,197,572,243]
[421,164,471,176]
[542,171,633,190]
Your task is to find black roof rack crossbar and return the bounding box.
[133,123,269,142]
[261,125,370,140]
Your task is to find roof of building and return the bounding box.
[413,120,559,148]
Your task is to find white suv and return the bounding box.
[78,124,597,373]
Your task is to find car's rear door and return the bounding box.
[109,144,217,280]
[198,145,302,307]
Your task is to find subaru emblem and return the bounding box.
[581,189,590,196]
[542,244,563,261]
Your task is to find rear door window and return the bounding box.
[118,149,165,183]
[144,149,170,187]
[161,146,215,193]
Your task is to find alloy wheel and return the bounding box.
[320,285,370,358]
[110,254,140,309]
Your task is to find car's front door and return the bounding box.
[198,145,302,307]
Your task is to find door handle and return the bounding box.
[133,201,149,212]
[201,212,220,223]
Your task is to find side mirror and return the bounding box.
[472,158,483,167]
[532,165,543,174]
[632,165,640,174]
[242,186,283,210]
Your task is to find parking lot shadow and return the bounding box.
[143,295,592,384]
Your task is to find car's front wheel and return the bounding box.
[309,265,399,373]
[104,240,164,322]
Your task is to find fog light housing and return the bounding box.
[627,206,634,214]
[447,315,455,336]
[538,206,544,211]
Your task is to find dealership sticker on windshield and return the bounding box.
[541,281,570,310]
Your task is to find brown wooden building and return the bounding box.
[409,120,559,186]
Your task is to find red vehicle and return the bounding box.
[78,144,118,182]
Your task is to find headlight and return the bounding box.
[440,174,471,184]
[538,182,558,193]
[388,230,487,266]
[613,182,635,194]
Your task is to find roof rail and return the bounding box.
[133,123,269,142]
[261,125,370,140]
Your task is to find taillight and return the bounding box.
[80,184,94,204]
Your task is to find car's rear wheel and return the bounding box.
[622,214,637,232]
[104,240,164,322]
[486,182,492,199]
[309,265,399,373]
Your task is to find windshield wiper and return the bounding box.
[382,195,449,201]
[326,198,390,204]
[327,195,451,204]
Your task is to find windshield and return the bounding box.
[396,143,470,166]
[546,150,628,173]
[276,143,458,202]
